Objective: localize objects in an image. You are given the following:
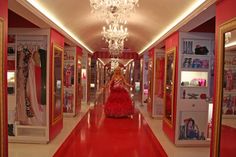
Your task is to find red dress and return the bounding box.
[104,78,134,117]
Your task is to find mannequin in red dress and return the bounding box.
[104,67,134,118]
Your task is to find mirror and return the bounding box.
[52,45,64,124]
[77,57,82,107]
[0,18,6,156]
[164,48,176,125]
[214,18,236,157]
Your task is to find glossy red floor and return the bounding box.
[220,125,236,157]
[54,105,167,157]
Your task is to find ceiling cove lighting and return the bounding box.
[26,0,93,54]
[225,41,236,48]
[138,0,207,55]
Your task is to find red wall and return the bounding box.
[8,10,38,28]
[0,0,8,156]
[49,28,65,140]
[163,31,179,143]
[212,0,236,156]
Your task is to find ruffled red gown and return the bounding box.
[104,78,134,117]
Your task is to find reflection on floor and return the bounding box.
[8,103,211,157]
[54,105,167,157]
[221,125,236,157]
[138,105,210,157]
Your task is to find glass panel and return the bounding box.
[221,29,236,156]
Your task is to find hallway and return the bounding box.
[54,105,167,157]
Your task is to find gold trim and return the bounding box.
[0,18,5,157]
[163,47,176,127]
[213,17,236,157]
[52,44,64,125]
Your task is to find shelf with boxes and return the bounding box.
[162,32,214,146]
[63,46,82,117]
[222,51,236,118]
[176,32,214,145]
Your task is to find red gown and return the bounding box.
[104,78,134,117]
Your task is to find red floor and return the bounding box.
[54,105,167,157]
[220,125,236,157]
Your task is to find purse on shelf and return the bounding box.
[195,45,209,55]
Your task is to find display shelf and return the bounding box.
[176,139,210,146]
[181,68,209,72]
[64,60,74,64]
[222,115,236,119]
[182,54,211,58]
[7,28,51,144]
[63,46,82,117]
[171,32,215,146]
[7,55,16,60]
[180,86,208,88]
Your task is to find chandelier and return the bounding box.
[101,23,128,56]
[90,0,139,24]
[102,23,128,43]
[108,39,124,57]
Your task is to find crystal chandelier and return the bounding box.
[101,23,128,56]
[108,39,124,57]
[102,23,128,42]
[90,0,139,24]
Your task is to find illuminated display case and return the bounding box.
[147,49,165,118]
[176,32,214,146]
[63,46,82,117]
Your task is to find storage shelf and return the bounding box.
[176,139,210,146]
[8,56,16,60]
[182,53,211,58]
[64,60,74,64]
[180,86,208,88]
[181,68,209,72]
[222,115,236,119]
[223,89,236,94]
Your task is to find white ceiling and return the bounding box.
[10,0,215,55]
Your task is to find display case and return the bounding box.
[147,49,165,118]
[7,28,64,143]
[141,52,149,105]
[176,32,214,145]
[63,46,82,117]
[163,32,214,146]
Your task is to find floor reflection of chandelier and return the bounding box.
[90,0,139,24]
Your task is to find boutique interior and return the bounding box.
[0,0,236,157]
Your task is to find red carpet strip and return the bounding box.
[54,105,167,157]
[220,125,236,157]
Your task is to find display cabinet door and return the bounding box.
[164,48,176,126]
[0,18,6,157]
[52,45,64,124]
[214,18,236,157]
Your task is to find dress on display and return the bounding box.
[16,47,45,125]
[104,78,134,117]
